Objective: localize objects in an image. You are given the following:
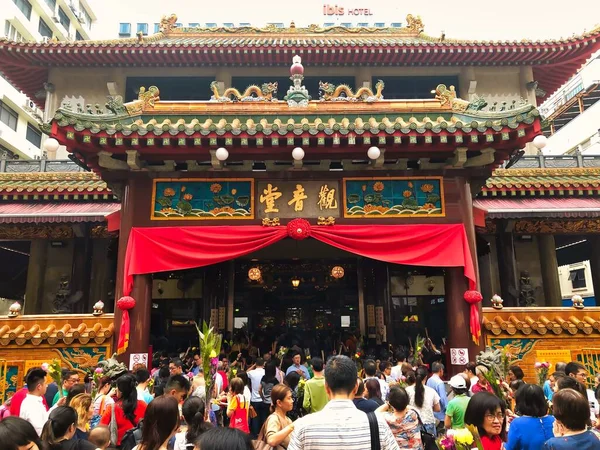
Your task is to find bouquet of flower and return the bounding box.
[277,346,288,361]
[195,321,222,406]
[91,367,103,398]
[42,359,63,397]
[500,346,516,380]
[436,426,483,450]
[534,362,551,387]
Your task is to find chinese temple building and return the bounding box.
[0,15,599,388]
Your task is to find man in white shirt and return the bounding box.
[363,359,389,401]
[248,357,266,437]
[390,350,406,382]
[288,355,399,450]
[20,367,49,436]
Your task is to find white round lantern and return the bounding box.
[292,147,305,161]
[43,137,60,153]
[532,135,548,150]
[215,147,229,161]
[367,146,381,160]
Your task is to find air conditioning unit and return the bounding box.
[52,15,60,23]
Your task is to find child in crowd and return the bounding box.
[88,426,112,450]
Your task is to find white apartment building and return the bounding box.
[0,0,96,159]
[540,53,600,156]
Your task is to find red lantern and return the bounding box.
[464,290,483,345]
[287,218,311,240]
[116,296,136,354]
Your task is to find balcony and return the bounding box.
[0,158,83,172]
[506,154,600,169]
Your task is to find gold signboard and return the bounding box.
[257,181,340,219]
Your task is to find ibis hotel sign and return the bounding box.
[323,4,374,16]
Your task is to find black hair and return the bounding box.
[171,358,183,368]
[509,365,524,380]
[237,371,250,388]
[565,362,586,377]
[116,373,138,424]
[135,368,151,383]
[465,362,477,375]
[387,386,409,412]
[194,427,253,450]
[363,359,377,377]
[555,362,567,372]
[65,383,85,406]
[365,379,382,401]
[510,380,525,393]
[165,374,191,395]
[26,368,47,392]
[414,366,428,408]
[405,370,416,386]
[41,406,78,448]
[324,355,358,395]
[551,371,566,380]
[158,367,170,379]
[394,350,406,363]
[379,361,390,372]
[311,357,324,372]
[553,388,590,431]
[62,370,77,383]
[255,358,265,367]
[431,362,444,373]
[292,351,302,358]
[139,395,180,450]
[262,362,278,384]
[515,384,547,417]
[464,392,507,441]
[284,371,300,391]
[183,396,211,444]
[356,377,366,396]
[0,417,44,450]
[556,376,588,397]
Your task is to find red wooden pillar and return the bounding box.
[128,274,152,355]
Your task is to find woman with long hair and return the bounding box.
[261,384,294,449]
[505,384,554,450]
[227,378,249,433]
[365,379,384,406]
[283,372,302,421]
[405,366,440,435]
[91,376,113,429]
[69,393,93,439]
[0,416,44,450]
[99,373,147,446]
[135,396,180,450]
[259,362,279,407]
[194,427,253,450]
[174,396,212,450]
[376,386,423,449]
[41,406,97,450]
[464,392,507,450]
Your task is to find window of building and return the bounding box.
[153,23,160,33]
[267,23,283,28]
[188,23,200,28]
[136,23,148,35]
[205,23,217,28]
[223,23,235,28]
[239,23,251,27]
[0,143,15,159]
[79,2,92,29]
[44,0,56,11]
[26,123,42,148]
[372,76,460,100]
[4,21,24,41]
[357,23,369,27]
[13,0,32,20]
[38,18,52,38]
[58,7,70,30]
[119,22,131,36]
[569,268,586,289]
[391,22,402,28]
[374,22,385,27]
[323,23,335,27]
[0,100,18,131]
[75,30,83,40]
[340,23,351,28]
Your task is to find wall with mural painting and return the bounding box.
[0,315,113,402]
[483,307,600,385]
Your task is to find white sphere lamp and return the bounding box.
[367,146,381,160]
[43,137,60,153]
[532,135,548,150]
[215,147,229,161]
[292,147,305,161]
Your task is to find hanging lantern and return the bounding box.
[248,267,262,281]
[291,277,301,288]
[331,266,345,279]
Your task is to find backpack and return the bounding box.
[0,404,10,421]
[120,419,143,450]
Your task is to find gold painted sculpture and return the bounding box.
[210,81,278,102]
[432,84,471,112]
[159,14,178,33]
[318,80,384,102]
[406,14,425,34]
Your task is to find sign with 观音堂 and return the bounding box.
[257,181,340,219]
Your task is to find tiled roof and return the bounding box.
[483,307,600,336]
[474,198,600,218]
[0,202,120,223]
[0,315,114,346]
[0,172,112,200]
[481,168,600,196]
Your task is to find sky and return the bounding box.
[87,0,600,41]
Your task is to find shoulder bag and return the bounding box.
[252,414,285,450]
[412,409,437,450]
[367,412,381,450]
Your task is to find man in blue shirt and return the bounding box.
[190,353,203,376]
[426,362,448,422]
[286,352,311,379]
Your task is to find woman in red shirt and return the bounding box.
[100,374,146,446]
[464,392,507,450]
[472,365,495,394]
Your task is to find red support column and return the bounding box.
[128,274,152,356]
[445,267,472,375]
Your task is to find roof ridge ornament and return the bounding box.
[406,14,424,34]
[285,55,310,107]
[159,14,178,34]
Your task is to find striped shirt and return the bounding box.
[287,399,400,450]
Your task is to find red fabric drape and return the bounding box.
[123,224,475,295]
[117,309,130,354]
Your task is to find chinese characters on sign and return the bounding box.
[257,181,340,219]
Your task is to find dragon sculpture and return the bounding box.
[318,80,385,102]
[97,354,128,379]
[433,84,488,112]
[210,81,278,102]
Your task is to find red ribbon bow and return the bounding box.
[116,296,136,354]
[464,290,483,345]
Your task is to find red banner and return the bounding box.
[117,309,130,354]
[123,223,475,295]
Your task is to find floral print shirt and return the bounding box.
[383,409,424,450]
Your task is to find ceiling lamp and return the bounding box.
[215,147,229,161]
[331,266,345,279]
[291,277,300,288]
[248,267,262,281]
[532,135,548,150]
[367,146,381,160]
[43,137,60,153]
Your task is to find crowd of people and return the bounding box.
[2,348,600,450]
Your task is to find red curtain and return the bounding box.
[123,224,475,295]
